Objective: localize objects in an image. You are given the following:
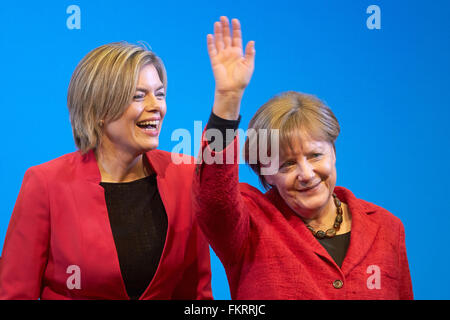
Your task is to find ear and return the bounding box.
[264,172,275,186]
[260,157,278,186]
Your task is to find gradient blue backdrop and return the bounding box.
[1,0,449,299]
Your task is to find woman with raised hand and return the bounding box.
[194,16,413,299]
[0,42,212,300]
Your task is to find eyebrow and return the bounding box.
[279,144,325,160]
[136,85,165,93]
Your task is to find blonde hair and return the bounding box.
[67,41,167,153]
[243,91,340,189]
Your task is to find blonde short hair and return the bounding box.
[67,41,167,153]
[243,91,340,189]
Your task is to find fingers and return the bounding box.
[212,16,245,53]
[231,18,243,49]
[214,21,224,52]
[221,16,232,48]
[244,40,256,64]
[207,34,217,60]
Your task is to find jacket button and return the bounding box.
[333,280,344,289]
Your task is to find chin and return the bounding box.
[292,192,331,215]
[137,143,158,154]
[143,137,160,150]
[146,143,159,151]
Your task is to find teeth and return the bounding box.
[137,120,159,126]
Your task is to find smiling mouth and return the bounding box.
[136,120,159,130]
[298,182,321,192]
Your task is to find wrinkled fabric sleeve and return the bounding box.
[0,167,50,299]
[192,127,250,268]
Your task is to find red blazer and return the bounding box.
[193,138,413,300]
[0,149,212,300]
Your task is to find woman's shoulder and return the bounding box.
[335,186,403,226]
[18,151,83,188]
[239,182,265,195]
[239,182,276,208]
[26,151,82,175]
[146,149,196,174]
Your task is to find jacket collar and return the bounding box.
[76,149,167,184]
[266,186,380,273]
[266,188,328,254]
[77,150,101,183]
[335,187,379,276]
[73,148,172,299]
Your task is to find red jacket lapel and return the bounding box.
[73,150,129,298]
[334,187,380,277]
[265,188,337,264]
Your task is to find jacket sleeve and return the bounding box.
[192,133,250,267]
[172,217,213,300]
[0,167,50,299]
[398,222,414,300]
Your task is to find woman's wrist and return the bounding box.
[212,89,244,120]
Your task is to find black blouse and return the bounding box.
[100,175,168,300]
[317,232,351,267]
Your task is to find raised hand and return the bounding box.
[207,17,255,120]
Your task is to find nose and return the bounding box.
[144,94,161,112]
[296,160,315,185]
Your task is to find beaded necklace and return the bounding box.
[306,193,343,239]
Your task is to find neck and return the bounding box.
[95,144,149,183]
[301,196,337,229]
[300,197,352,235]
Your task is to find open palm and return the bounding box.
[207,17,255,94]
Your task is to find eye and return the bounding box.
[279,160,296,171]
[155,91,166,99]
[309,153,323,160]
[133,93,145,101]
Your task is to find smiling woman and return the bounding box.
[193,17,413,300]
[95,63,167,182]
[0,42,212,300]
[103,64,166,151]
[67,43,167,155]
[245,92,348,231]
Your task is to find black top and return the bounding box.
[100,175,168,300]
[317,232,351,267]
[206,112,351,267]
[206,112,241,151]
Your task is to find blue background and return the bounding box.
[1,0,449,299]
